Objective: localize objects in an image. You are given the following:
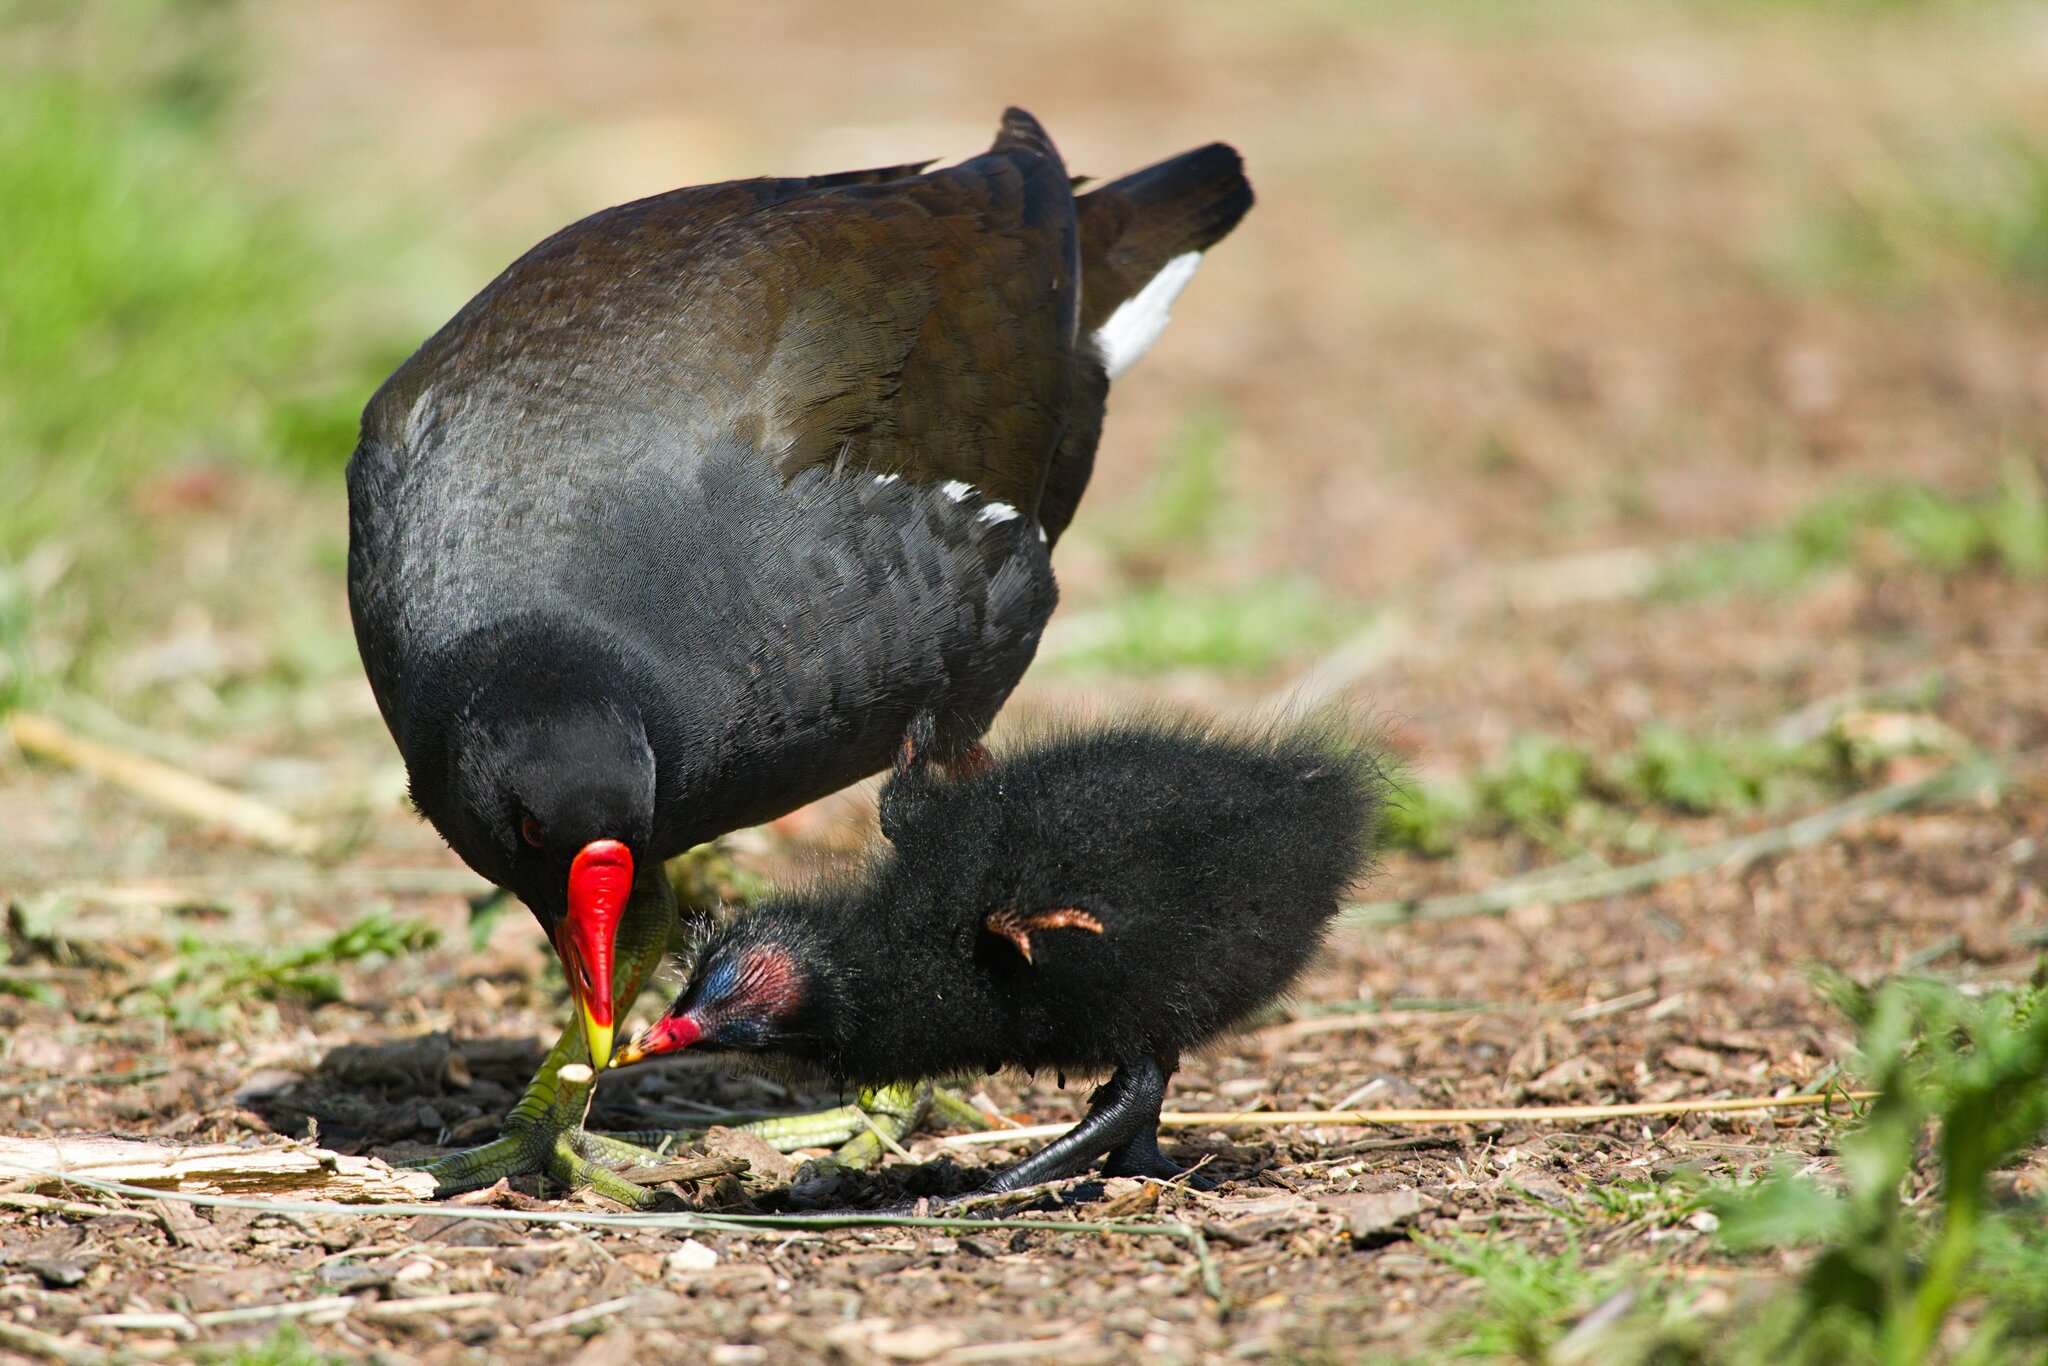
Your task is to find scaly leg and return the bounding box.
[404,875,679,1207]
[1100,1051,1207,1184]
[981,1055,1175,1195]
[602,1081,935,1161]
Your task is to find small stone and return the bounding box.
[666,1239,720,1275]
[230,1068,303,1105]
[1688,1210,1720,1234]
[394,1259,436,1284]
[415,1103,444,1132]
[870,1324,966,1361]
[710,1347,767,1365]
[22,1258,87,1288]
[318,1263,393,1291]
[1335,1189,1431,1245]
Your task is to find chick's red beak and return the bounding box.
[559,839,632,1067]
[612,1012,702,1068]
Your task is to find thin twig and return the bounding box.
[858,1106,915,1161]
[0,1319,110,1366]
[8,712,320,857]
[1344,758,2000,928]
[614,1154,750,1185]
[356,1293,502,1322]
[940,1091,1874,1147]
[524,1295,645,1337]
[1185,1223,1227,1306]
[0,1063,171,1101]
[3,1168,1198,1239]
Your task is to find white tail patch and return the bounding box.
[941,479,974,502]
[1093,251,1203,381]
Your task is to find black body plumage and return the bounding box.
[635,718,1381,1190]
[345,108,1253,933]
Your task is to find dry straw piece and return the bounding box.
[940,1091,1873,1147]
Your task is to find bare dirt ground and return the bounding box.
[5,2,2048,1361]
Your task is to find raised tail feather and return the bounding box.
[1076,142,1253,337]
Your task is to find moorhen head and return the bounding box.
[617,715,1384,1194]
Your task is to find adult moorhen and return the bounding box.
[347,109,1252,1204]
[614,714,1383,1196]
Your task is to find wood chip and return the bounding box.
[703,1126,795,1182]
[1325,1189,1431,1244]
[0,1135,437,1203]
[156,1200,230,1251]
[616,1154,750,1186]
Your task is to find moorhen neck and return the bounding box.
[346,109,1254,1204]
[616,716,1383,1196]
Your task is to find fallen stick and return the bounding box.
[939,1090,1874,1148]
[0,1318,108,1366]
[1343,757,2000,928]
[524,1294,646,1338]
[8,712,320,857]
[4,1167,1200,1240]
[357,1293,502,1321]
[0,1135,436,1203]
[0,1063,171,1101]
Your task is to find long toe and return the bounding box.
[404,1126,663,1208]
[714,1082,935,1162]
[1101,1129,1216,1190]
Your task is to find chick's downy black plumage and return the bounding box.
[621,717,1383,1192]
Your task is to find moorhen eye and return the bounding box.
[519,817,545,849]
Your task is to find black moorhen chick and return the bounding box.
[614,716,1382,1195]
[347,109,1253,1204]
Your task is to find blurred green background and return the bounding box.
[8,0,2047,716]
[6,0,2048,874]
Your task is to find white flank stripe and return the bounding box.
[1093,251,1203,381]
[976,501,1021,525]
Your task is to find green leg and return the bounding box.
[602,1081,943,1165]
[404,876,678,1208]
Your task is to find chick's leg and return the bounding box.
[1100,1053,1208,1183]
[407,876,678,1208]
[981,1055,1173,1194]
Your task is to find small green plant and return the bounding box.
[1113,403,1240,563]
[1048,578,1348,677]
[1535,1174,1708,1232]
[1665,467,2048,599]
[1383,719,1865,857]
[1381,781,1476,858]
[129,910,438,1031]
[1708,967,2048,1363]
[1770,131,2048,300]
[201,1324,353,1366]
[1421,1230,1678,1361]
